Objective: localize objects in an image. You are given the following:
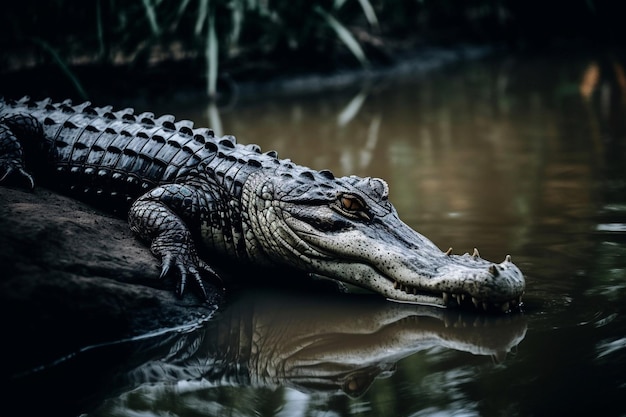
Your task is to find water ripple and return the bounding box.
[596,337,626,359]
[596,223,626,233]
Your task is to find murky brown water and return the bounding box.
[44,52,626,415]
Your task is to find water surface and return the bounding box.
[51,52,626,415]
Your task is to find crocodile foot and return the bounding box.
[0,158,35,189]
[151,230,225,304]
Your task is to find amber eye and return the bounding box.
[341,195,364,211]
[337,194,370,220]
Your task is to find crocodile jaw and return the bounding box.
[301,239,525,312]
[283,218,526,313]
[372,254,525,311]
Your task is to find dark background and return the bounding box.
[1,0,623,102]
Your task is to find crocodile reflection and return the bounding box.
[121,288,527,397]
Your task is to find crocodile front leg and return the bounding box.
[0,114,41,189]
[129,184,225,304]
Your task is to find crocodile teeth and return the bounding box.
[394,281,400,289]
[505,254,512,263]
[445,247,453,256]
[472,248,480,259]
[461,296,522,313]
[488,264,499,277]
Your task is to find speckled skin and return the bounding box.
[0,97,525,311]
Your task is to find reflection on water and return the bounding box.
[89,288,526,416]
[141,52,626,415]
[11,52,626,415]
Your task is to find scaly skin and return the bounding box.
[0,97,525,312]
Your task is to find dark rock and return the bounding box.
[0,186,215,378]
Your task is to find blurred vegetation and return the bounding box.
[0,0,622,100]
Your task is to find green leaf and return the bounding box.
[31,38,88,100]
[314,6,370,69]
[334,0,348,10]
[334,0,379,29]
[140,0,160,36]
[357,0,379,30]
[195,0,209,36]
[206,11,219,98]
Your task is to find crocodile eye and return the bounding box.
[337,194,370,220]
[341,195,364,211]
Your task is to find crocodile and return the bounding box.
[0,96,525,312]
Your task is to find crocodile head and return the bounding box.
[244,170,525,312]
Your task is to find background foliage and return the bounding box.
[0,0,621,99]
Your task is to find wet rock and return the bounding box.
[0,187,215,377]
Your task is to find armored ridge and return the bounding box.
[0,96,526,312]
[0,96,283,211]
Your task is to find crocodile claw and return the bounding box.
[0,160,35,189]
[155,239,224,303]
[179,261,220,299]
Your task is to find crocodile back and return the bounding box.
[0,97,268,211]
